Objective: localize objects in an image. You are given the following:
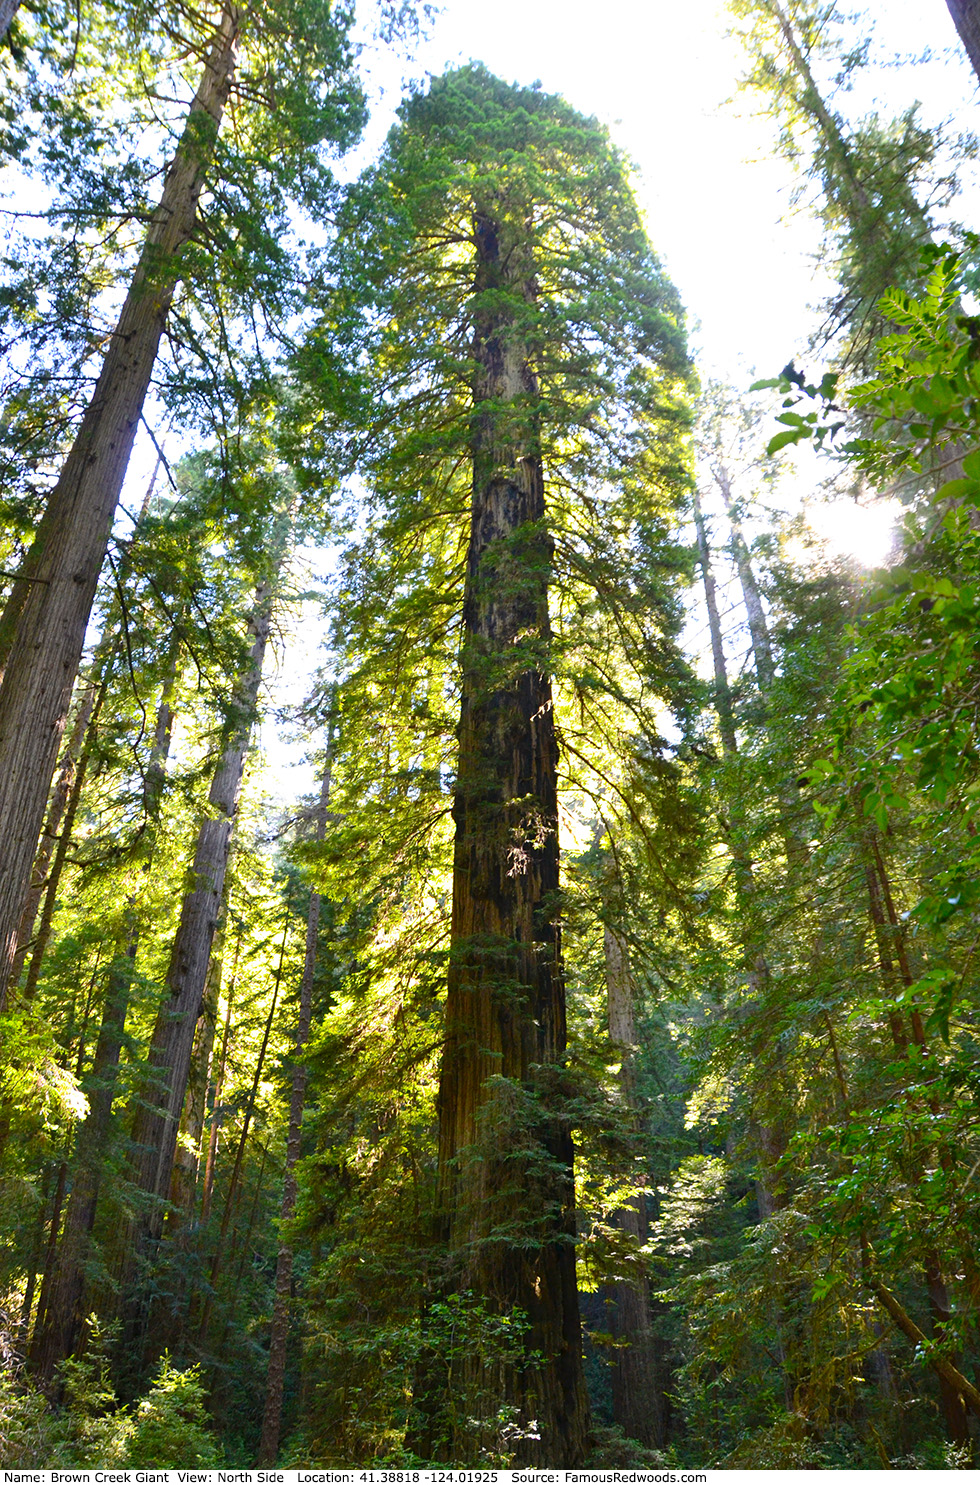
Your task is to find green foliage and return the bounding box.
[125,1357,222,1468]
[0,1325,220,1466]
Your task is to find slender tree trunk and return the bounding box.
[18,673,111,1009]
[122,565,280,1350]
[258,733,334,1465]
[209,1140,272,1428]
[9,458,167,1000]
[8,686,98,996]
[18,1162,54,1341]
[0,674,110,1171]
[30,1159,69,1349]
[692,488,737,758]
[766,0,872,221]
[696,497,795,1384]
[27,650,180,1384]
[714,469,775,693]
[168,927,224,1224]
[421,205,590,1466]
[946,1,980,87]
[865,1250,980,1420]
[202,933,241,1225]
[29,935,137,1384]
[603,921,664,1448]
[198,923,288,1348]
[0,1,241,1005]
[716,471,812,872]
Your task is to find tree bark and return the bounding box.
[714,468,775,694]
[0,0,19,41]
[257,732,334,1465]
[168,928,224,1225]
[9,459,168,1000]
[0,1,241,1005]
[8,684,98,997]
[603,922,664,1449]
[421,205,591,1466]
[29,933,137,1385]
[867,1259,980,1419]
[197,920,288,1349]
[201,932,241,1226]
[126,571,274,1260]
[946,1,980,87]
[19,699,102,1007]
[692,488,737,758]
[27,648,180,1384]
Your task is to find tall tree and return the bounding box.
[729,0,956,368]
[125,512,289,1292]
[302,64,691,1464]
[0,0,365,1003]
[258,722,334,1465]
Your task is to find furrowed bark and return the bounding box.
[168,928,224,1225]
[258,732,334,1466]
[126,572,274,1259]
[202,933,240,1225]
[198,920,287,1348]
[420,205,590,1466]
[0,1,241,1005]
[8,684,98,996]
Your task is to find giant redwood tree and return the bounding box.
[301,66,691,1464]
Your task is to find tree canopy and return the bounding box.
[2,2,980,1472]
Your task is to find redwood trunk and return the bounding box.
[423,206,590,1465]
[946,0,980,85]
[0,2,241,1004]
[28,652,180,1383]
[168,931,224,1224]
[29,934,136,1384]
[0,0,19,40]
[258,739,333,1465]
[8,684,98,997]
[603,922,664,1448]
[126,575,273,1256]
[692,488,737,758]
